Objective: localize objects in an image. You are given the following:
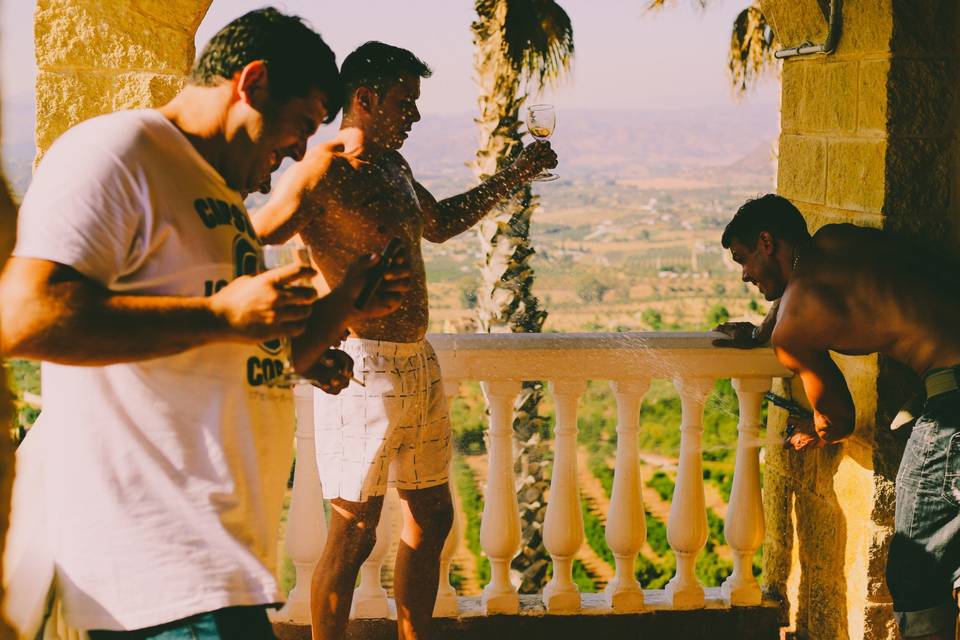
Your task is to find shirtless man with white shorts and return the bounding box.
[254,41,557,640]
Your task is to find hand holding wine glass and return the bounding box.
[526,104,559,182]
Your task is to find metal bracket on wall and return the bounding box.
[773,0,842,59]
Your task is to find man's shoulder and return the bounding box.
[62,109,166,145]
[292,144,357,199]
[784,277,846,310]
[384,149,412,168]
[45,110,176,170]
[775,280,846,345]
[317,153,369,197]
[32,110,172,190]
[813,223,885,250]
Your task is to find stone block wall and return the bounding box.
[33,0,212,160]
[759,1,960,639]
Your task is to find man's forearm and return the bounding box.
[430,165,527,241]
[251,163,321,245]
[755,299,781,343]
[290,294,353,374]
[1,282,228,364]
[252,190,312,246]
[252,198,301,245]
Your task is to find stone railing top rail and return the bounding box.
[427,331,791,381]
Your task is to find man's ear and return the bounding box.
[354,86,376,114]
[757,230,776,256]
[236,60,270,109]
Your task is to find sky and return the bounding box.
[1,0,778,118]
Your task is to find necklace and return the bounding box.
[792,248,800,272]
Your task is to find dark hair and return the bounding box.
[340,41,431,111]
[190,7,342,123]
[721,193,811,249]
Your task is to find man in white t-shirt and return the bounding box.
[0,9,408,639]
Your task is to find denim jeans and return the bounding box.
[88,606,276,640]
[888,388,960,637]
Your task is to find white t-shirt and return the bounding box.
[6,109,296,631]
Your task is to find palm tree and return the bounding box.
[470,0,574,593]
[646,0,777,94]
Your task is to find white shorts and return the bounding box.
[314,338,452,502]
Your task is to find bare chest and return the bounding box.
[339,160,421,230]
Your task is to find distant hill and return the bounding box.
[1,93,36,196]
[403,102,778,190]
[676,140,776,189]
[1,98,778,199]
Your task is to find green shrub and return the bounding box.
[634,553,663,587]
[703,466,734,502]
[647,472,675,502]
[450,382,487,455]
[696,549,732,586]
[572,559,595,592]
[706,507,726,548]
[577,381,617,457]
[638,553,675,589]
[645,512,669,556]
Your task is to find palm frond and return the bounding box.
[500,0,575,90]
[729,2,777,94]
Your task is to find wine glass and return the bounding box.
[261,243,314,388]
[526,104,558,182]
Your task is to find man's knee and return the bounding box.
[352,523,378,558]
[404,486,454,546]
[329,498,383,559]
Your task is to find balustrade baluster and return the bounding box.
[604,379,651,612]
[665,376,712,609]
[543,380,587,612]
[272,384,326,623]
[721,377,771,606]
[479,380,523,614]
[434,380,463,617]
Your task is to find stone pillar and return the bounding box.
[34,0,213,160]
[759,1,959,638]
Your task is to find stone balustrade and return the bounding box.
[274,331,790,626]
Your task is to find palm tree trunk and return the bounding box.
[472,3,553,594]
